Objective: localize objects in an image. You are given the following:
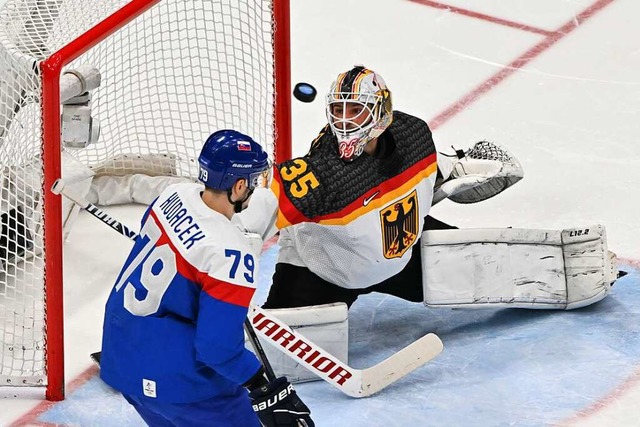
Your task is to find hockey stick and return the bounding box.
[244,317,277,381]
[249,306,443,398]
[52,178,444,397]
[51,179,137,239]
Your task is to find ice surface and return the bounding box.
[2,0,640,425]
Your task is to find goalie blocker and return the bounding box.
[421,224,617,310]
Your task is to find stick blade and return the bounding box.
[90,351,101,367]
[359,333,443,397]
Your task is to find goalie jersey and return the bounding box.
[100,183,262,403]
[272,111,438,289]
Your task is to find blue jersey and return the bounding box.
[100,183,263,403]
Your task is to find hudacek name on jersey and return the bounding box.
[157,192,206,250]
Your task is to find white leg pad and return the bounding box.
[87,174,190,206]
[248,303,348,383]
[421,225,617,310]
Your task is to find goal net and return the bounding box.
[0,0,290,400]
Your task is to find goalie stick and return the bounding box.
[52,178,444,397]
[51,179,137,239]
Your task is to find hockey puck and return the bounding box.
[293,82,317,103]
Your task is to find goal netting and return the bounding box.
[0,0,288,400]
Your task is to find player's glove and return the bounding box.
[249,376,314,427]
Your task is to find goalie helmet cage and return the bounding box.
[0,0,292,401]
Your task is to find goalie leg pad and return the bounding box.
[87,174,190,206]
[248,303,348,383]
[421,225,616,310]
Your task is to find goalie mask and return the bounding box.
[326,66,393,161]
[198,130,270,211]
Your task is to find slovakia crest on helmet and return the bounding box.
[237,140,252,151]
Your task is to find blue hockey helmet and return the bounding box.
[197,130,270,191]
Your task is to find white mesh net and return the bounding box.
[0,0,277,388]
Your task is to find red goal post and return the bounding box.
[0,0,291,401]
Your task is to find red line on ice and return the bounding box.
[418,0,617,130]
[8,366,99,427]
[409,0,553,35]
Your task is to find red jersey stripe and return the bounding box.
[199,276,255,308]
[274,152,437,227]
[148,210,255,308]
[272,170,312,228]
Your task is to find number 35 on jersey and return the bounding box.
[279,159,319,198]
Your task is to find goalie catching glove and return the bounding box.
[434,140,523,204]
[249,377,315,427]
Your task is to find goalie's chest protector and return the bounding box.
[273,111,438,288]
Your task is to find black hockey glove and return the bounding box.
[249,376,314,427]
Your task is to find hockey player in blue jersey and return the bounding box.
[99,130,314,427]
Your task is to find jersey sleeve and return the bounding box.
[269,126,330,229]
[231,187,278,240]
[270,163,314,229]
[193,245,262,386]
